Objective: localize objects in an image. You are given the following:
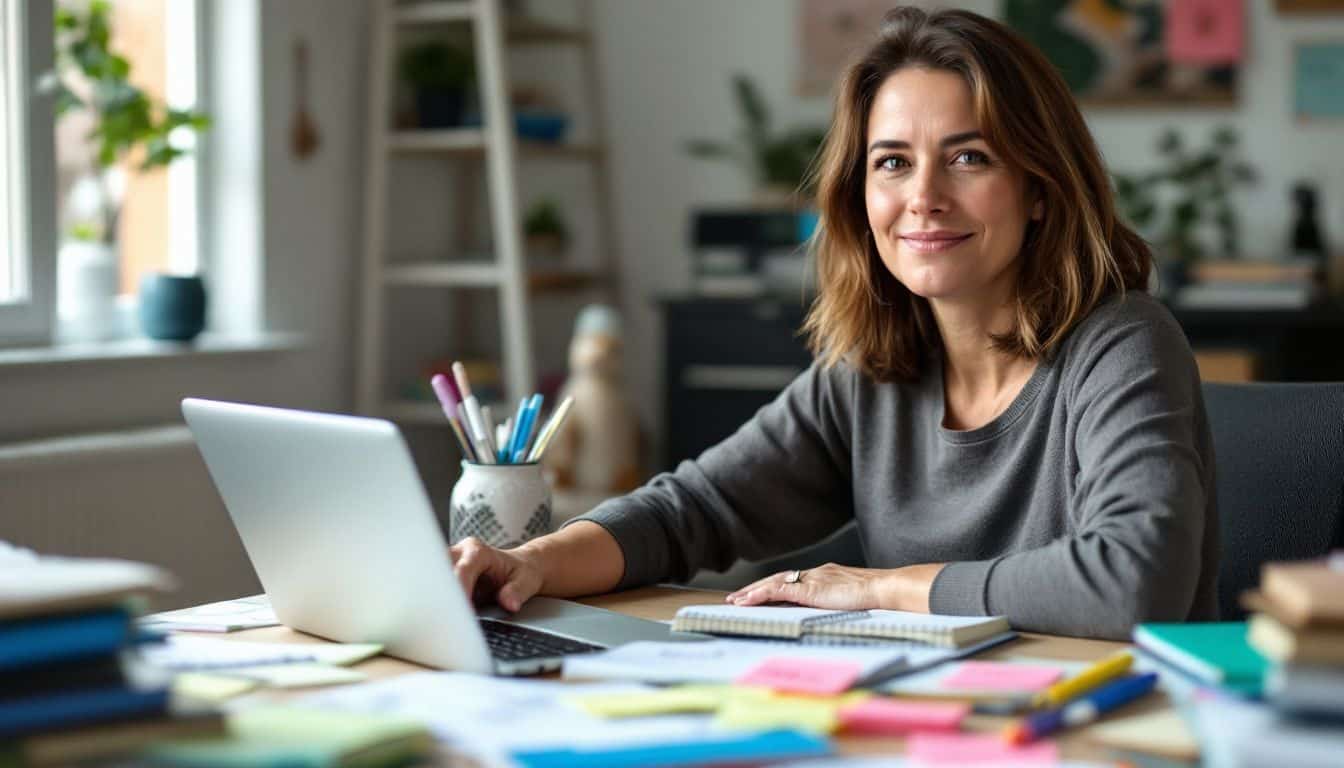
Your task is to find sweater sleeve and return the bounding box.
[564,362,857,590]
[928,296,1212,639]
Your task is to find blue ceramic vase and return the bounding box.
[139,273,206,341]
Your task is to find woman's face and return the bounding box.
[864,68,1039,306]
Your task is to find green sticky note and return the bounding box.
[173,673,260,703]
[141,706,432,768]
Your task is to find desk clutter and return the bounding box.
[8,548,1344,765]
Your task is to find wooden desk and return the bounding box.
[222,586,1183,764]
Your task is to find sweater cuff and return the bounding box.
[928,558,999,616]
[562,500,668,592]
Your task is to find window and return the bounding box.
[53,0,202,307]
[0,0,57,347]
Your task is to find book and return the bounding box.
[1174,281,1319,310]
[6,705,224,766]
[0,659,170,739]
[1268,664,1344,718]
[1260,559,1344,627]
[1248,613,1344,664]
[0,557,171,621]
[1188,259,1321,284]
[671,605,1010,648]
[1132,622,1269,696]
[1240,590,1344,630]
[140,706,434,768]
[0,608,132,672]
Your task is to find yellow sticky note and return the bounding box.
[715,689,872,734]
[173,672,259,702]
[571,685,731,718]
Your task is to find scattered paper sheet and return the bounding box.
[301,672,719,764]
[139,635,381,671]
[140,594,279,632]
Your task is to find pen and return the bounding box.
[506,397,530,462]
[451,361,473,401]
[527,396,574,462]
[461,395,495,464]
[1002,672,1158,744]
[512,394,543,463]
[975,651,1134,715]
[431,374,475,460]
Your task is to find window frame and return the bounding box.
[0,0,57,347]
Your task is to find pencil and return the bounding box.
[448,415,476,462]
[451,361,473,400]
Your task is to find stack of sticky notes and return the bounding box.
[138,706,434,768]
[0,554,226,765]
[1244,555,1344,720]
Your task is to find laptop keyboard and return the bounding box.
[478,618,604,661]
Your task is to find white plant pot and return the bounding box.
[449,461,552,549]
[57,240,121,343]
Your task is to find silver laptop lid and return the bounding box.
[181,397,493,672]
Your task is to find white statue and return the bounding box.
[545,305,641,493]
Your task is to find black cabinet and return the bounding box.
[659,295,1344,470]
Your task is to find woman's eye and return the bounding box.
[952,149,990,166]
[875,155,908,171]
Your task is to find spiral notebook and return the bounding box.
[671,606,1010,649]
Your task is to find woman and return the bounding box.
[452,7,1218,640]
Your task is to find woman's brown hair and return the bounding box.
[802,6,1152,382]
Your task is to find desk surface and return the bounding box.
[225,586,1182,764]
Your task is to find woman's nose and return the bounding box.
[906,166,949,217]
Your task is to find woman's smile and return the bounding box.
[899,230,974,253]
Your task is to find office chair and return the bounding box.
[1203,382,1344,619]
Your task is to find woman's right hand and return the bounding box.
[450,536,545,613]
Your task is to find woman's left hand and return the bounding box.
[725,562,946,612]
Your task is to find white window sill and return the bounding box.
[0,331,306,369]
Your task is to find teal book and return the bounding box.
[1133,622,1269,697]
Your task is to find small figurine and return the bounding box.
[544,305,642,493]
[1292,182,1326,265]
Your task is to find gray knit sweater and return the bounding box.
[572,292,1219,639]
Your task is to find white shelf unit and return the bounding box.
[358,0,621,426]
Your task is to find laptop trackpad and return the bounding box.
[482,597,708,647]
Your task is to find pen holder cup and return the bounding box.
[449,461,553,549]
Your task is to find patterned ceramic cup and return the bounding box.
[449,461,553,548]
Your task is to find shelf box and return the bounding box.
[388,130,488,153]
[384,262,502,286]
[395,0,477,25]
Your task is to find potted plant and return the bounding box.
[1112,126,1256,295]
[399,41,476,129]
[524,199,569,262]
[42,0,211,342]
[685,75,826,207]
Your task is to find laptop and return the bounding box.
[181,397,701,675]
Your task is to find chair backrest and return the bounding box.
[1203,382,1344,620]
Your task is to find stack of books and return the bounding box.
[1244,554,1344,718]
[1175,258,1323,310]
[0,553,223,765]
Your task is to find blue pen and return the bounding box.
[1004,672,1158,744]
[512,394,543,463]
[504,397,530,463]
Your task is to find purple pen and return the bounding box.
[430,373,459,420]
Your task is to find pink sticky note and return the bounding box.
[735,657,863,695]
[1166,0,1244,65]
[907,733,1059,765]
[838,698,969,735]
[940,662,1062,693]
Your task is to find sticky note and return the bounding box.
[838,697,969,735]
[229,662,367,688]
[940,661,1062,692]
[716,690,868,735]
[570,685,729,718]
[907,733,1059,765]
[173,672,259,702]
[735,657,863,695]
[1166,0,1244,65]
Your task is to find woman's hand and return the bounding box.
[450,536,545,613]
[725,562,946,612]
